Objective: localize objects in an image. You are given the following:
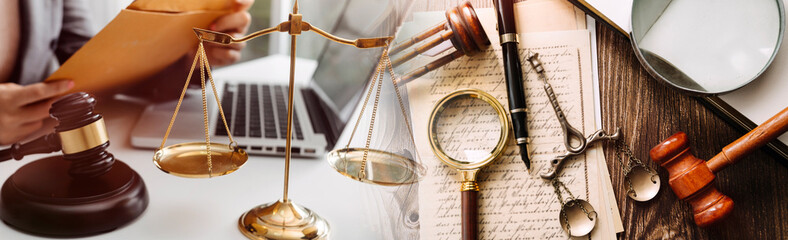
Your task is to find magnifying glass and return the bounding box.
[428,89,509,240]
[630,0,784,94]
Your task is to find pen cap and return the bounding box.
[493,0,517,34]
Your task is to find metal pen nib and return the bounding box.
[518,142,531,171]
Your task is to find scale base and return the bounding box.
[238,199,329,240]
[0,156,148,237]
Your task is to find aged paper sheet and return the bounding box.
[372,1,621,238]
[405,17,615,239]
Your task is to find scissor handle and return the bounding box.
[543,83,586,153]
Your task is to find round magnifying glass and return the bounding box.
[630,0,784,94]
[428,89,510,238]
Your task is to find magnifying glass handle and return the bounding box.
[461,182,479,240]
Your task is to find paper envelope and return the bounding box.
[46,1,230,93]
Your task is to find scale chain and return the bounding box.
[198,44,213,176]
[552,178,594,235]
[202,44,236,146]
[157,40,237,178]
[345,54,384,149]
[384,49,421,162]
[359,49,388,180]
[159,43,204,150]
[614,139,656,197]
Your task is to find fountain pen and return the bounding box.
[493,0,531,170]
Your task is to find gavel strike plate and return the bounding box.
[626,165,661,201]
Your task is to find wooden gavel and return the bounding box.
[390,1,490,84]
[649,106,788,227]
[0,92,148,236]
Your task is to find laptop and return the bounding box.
[130,0,404,158]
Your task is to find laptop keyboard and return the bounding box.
[249,84,262,137]
[214,87,234,136]
[233,84,247,137]
[215,83,304,140]
[262,85,277,138]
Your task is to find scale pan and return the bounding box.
[327,148,422,186]
[559,199,597,237]
[154,142,248,178]
[626,165,661,202]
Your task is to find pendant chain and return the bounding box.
[346,47,420,180]
[614,139,655,197]
[157,41,236,177]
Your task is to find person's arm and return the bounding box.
[0,80,74,144]
[0,0,20,83]
[203,0,253,66]
[55,0,94,64]
[0,0,81,144]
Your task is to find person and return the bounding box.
[0,0,253,144]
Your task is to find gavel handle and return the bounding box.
[707,106,788,172]
[389,21,447,55]
[398,50,465,84]
[391,31,454,66]
[0,133,61,163]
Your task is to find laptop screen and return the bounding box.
[310,0,412,122]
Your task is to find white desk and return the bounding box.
[0,96,388,239]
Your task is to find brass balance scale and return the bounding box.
[152,1,423,239]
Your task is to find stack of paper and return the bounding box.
[381,0,623,238]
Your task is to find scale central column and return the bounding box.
[237,5,330,240]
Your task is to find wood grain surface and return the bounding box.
[419,1,788,239]
[597,22,788,240]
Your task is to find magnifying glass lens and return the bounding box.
[434,95,503,164]
[631,0,783,94]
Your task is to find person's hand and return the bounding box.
[0,80,73,145]
[204,0,253,67]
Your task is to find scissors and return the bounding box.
[526,52,587,154]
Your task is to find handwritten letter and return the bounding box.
[406,28,615,239]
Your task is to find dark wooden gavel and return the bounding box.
[650,106,788,227]
[390,1,490,84]
[0,92,148,236]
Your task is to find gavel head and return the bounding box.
[51,92,114,179]
[445,2,490,56]
[649,132,734,227]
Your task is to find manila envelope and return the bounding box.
[46,1,230,93]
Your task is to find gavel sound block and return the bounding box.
[0,92,148,236]
[650,106,788,227]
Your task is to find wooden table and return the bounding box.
[597,23,788,240]
[420,1,788,239]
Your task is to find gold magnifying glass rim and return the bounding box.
[428,88,510,170]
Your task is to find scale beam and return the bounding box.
[192,21,391,48]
